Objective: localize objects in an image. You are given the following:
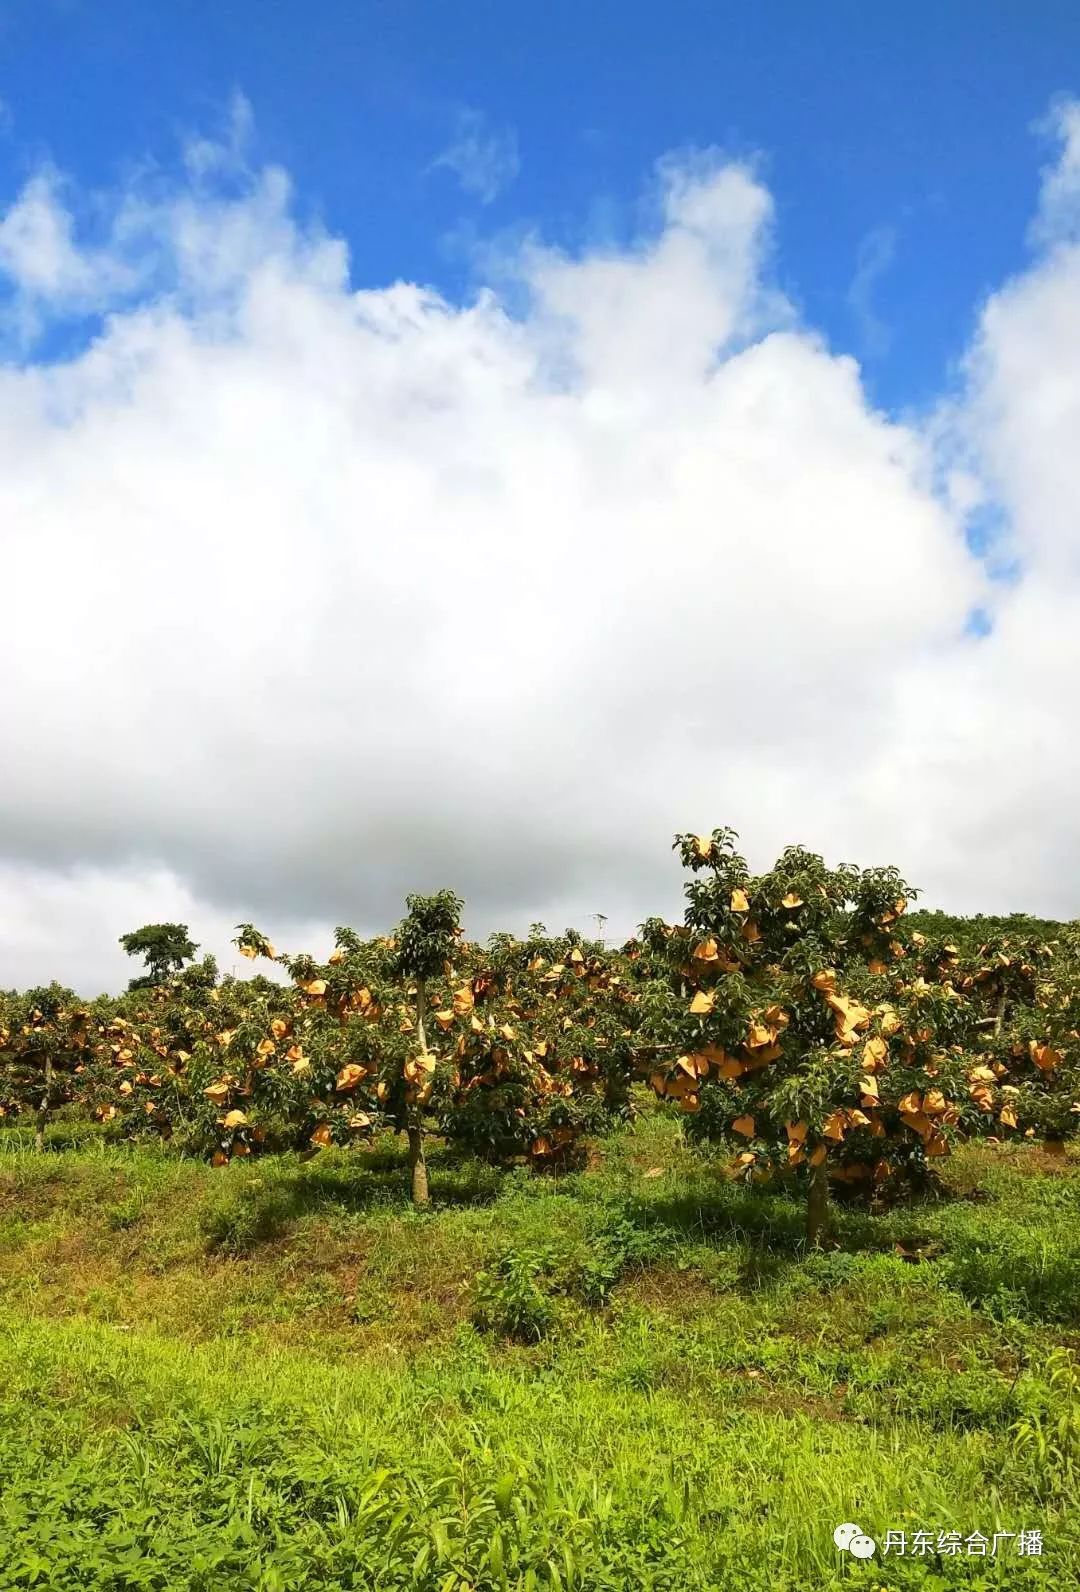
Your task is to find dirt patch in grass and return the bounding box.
[943,1140,1078,1192]
[0,1169,63,1218]
[734,1375,855,1423]
[620,1263,725,1314]
[1003,1145,1077,1177]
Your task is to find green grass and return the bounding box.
[1,1115,1078,1588]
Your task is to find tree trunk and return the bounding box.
[409,978,430,1207]
[806,1156,829,1248]
[34,1056,53,1153]
[994,992,1007,1037]
[407,1123,429,1206]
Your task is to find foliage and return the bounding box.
[635,829,1080,1235]
[119,922,199,990]
[1010,1348,1080,1502]
[198,1171,297,1256]
[472,1245,559,1341]
[0,984,97,1139]
[3,825,1079,1223]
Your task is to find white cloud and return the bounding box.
[1029,97,1080,247]
[431,108,520,204]
[524,158,785,390]
[847,224,896,358]
[182,89,256,183]
[873,98,1080,916]
[0,167,143,343]
[0,103,1078,992]
[0,862,317,996]
[0,101,344,350]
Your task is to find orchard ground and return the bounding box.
[1,1104,1078,1590]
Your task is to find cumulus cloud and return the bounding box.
[847,224,896,358]
[0,167,146,344]
[1029,97,1080,247]
[431,107,520,204]
[874,97,1080,916]
[0,861,319,994]
[0,101,1078,992]
[182,89,256,183]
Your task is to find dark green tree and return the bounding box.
[393,890,464,1205]
[636,829,966,1246]
[119,924,198,991]
[0,984,91,1150]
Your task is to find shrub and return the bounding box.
[472,1245,558,1342]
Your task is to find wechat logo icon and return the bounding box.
[834,1522,877,1559]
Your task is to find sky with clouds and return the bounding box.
[1,4,1079,993]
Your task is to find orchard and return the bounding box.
[2,826,1077,1237]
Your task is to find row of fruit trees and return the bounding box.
[3,828,1078,1239]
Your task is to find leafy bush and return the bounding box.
[572,1215,667,1304]
[472,1245,559,1341]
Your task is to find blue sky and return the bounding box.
[2,0,1078,410]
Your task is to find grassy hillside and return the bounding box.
[1,1114,1078,1589]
